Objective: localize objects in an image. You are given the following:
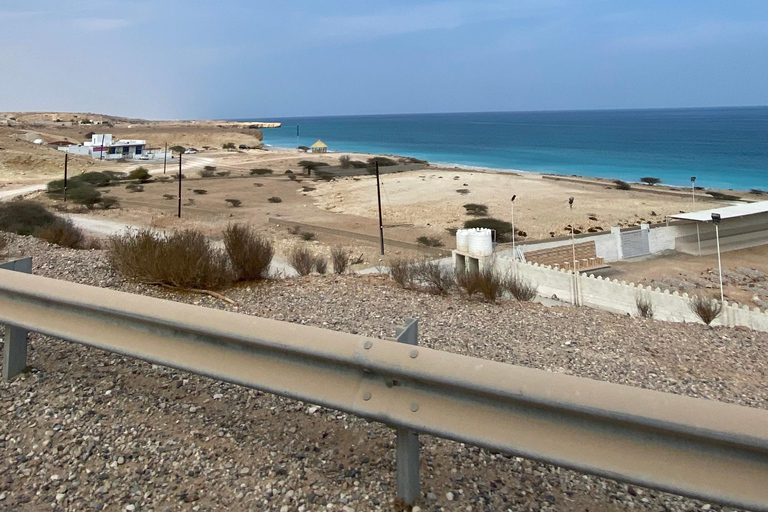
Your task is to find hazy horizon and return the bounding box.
[2,1,767,119]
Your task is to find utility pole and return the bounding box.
[63,153,69,202]
[569,196,577,305]
[163,142,168,174]
[296,125,300,148]
[178,152,182,218]
[375,161,384,255]
[510,195,517,259]
[691,176,696,205]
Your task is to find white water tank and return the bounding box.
[467,228,493,257]
[456,229,469,252]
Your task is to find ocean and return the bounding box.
[250,107,768,190]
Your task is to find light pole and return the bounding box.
[712,213,724,304]
[569,196,577,305]
[510,195,517,259]
[691,176,696,205]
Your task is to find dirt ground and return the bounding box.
[593,246,768,307]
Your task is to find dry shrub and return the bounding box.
[315,256,328,275]
[36,218,86,249]
[456,270,480,298]
[477,267,503,303]
[331,246,350,274]
[268,196,282,203]
[636,295,654,319]
[389,257,416,289]
[506,273,538,301]
[0,201,56,236]
[288,247,315,276]
[108,228,232,290]
[0,233,7,255]
[300,231,315,241]
[413,260,454,295]
[223,223,273,280]
[689,295,722,325]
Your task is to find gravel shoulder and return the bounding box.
[1,234,766,512]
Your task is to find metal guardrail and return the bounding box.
[1,267,768,510]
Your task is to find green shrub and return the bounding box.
[339,155,351,168]
[349,160,368,169]
[463,203,488,216]
[416,236,444,247]
[66,185,102,209]
[750,189,766,195]
[367,156,397,167]
[0,201,56,236]
[707,191,741,201]
[223,142,236,150]
[223,223,273,280]
[76,171,113,187]
[463,217,513,237]
[225,198,242,207]
[250,168,273,175]
[170,146,186,154]
[193,189,208,195]
[204,165,217,172]
[128,167,151,182]
[267,196,282,203]
[199,169,215,178]
[298,160,330,173]
[100,196,120,210]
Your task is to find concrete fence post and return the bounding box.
[394,318,420,507]
[1,257,32,380]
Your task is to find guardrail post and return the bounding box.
[394,318,420,507]
[1,257,32,380]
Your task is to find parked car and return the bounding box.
[184,149,197,154]
[238,144,250,150]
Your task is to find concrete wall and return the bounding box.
[493,256,768,332]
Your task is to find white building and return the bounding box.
[59,134,169,161]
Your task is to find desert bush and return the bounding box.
[506,273,538,301]
[100,196,120,210]
[456,189,470,195]
[463,203,488,216]
[128,167,151,182]
[267,196,282,203]
[445,227,458,236]
[689,295,722,325]
[173,173,185,180]
[199,169,215,178]
[463,217,514,241]
[640,177,661,186]
[225,198,242,207]
[314,256,328,275]
[298,161,330,174]
[288,247,315,276]
[250,168,273,175]
[36,218,86,249]
[193,189,208,195]
[456,270,481,298]
[331,246,350,274]
[477,267,503,302]
[0,201,56,235]
[107,228,233,290]
[66,185,102,209]
[349,160,368,168]
[389,257,416,289]
[300,231,315,241]
[170,145,186,154]
[253,183,264,187]
[223,142,236,150]
[339,155,351,168]
[288,173,298,181]
[614,180,631,190]
[204,165,217,172]
[413,260,454,295]
[76,171,113,187]
[302,186,316,192]
[0,233,7,255]
[216,171,231,177]
[750,188,766,195]
[367,156,397,167]
[163,194,176,200]
[222,223,273,280]
[126,183,144,193]
[416,235,444,247]
[707,191,741,201]
[636,295,654,319]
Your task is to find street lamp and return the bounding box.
[569,197,577,305]
[691,176,696,204]
[510,195,517,259]
[711,212,724,304]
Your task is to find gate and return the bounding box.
[621,229,650,258]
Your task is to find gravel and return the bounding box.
[2,233,767,511]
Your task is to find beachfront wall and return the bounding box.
[493,257,768,332]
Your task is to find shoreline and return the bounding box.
[263,143,757,197]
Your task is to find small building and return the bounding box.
[309,140,328,153]
[57,133,168,161]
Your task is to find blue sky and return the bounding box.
[1,1,767,119]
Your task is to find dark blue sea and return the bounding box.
[250,107,768,190]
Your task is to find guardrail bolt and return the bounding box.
[364,341,373,350]
[410,349,418,358]
[363,392,372,401]
[410,403,419,412]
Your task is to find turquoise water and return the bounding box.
[249,107,768,190]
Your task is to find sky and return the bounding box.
[1,0,767,119]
